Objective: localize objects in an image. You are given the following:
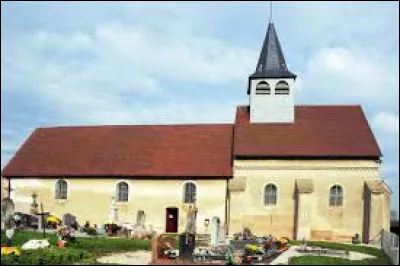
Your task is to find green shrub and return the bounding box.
[1,248,91,265]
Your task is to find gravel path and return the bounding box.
[269,245,376,265]
[96,251,151,265]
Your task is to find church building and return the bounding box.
[1,20,391,243]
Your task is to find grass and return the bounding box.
[289,255,390,265]
[68,235,151,256]
[1,230,59,247]
[288,240,392,265]
[1,230,151,265]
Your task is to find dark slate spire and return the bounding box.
[250,22,296,79]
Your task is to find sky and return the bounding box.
[1,1,399,213]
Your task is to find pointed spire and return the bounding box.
[250,22,296,79]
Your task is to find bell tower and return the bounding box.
[248,20,297,123]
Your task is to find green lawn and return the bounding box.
[288,241,391,265]
[1,230,151,265]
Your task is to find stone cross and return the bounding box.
[30,192,39,215]
[35,203,50,238]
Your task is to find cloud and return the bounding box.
[372,112,399,136]
[1,21,252,126]
[300,47,398,108]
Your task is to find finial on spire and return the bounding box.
[269,1,273,23]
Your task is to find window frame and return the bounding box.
[329,184,344,207]
[116,181,129,202]
[55,179,68,200]
[183,181,197,204]
[263,183,278,207]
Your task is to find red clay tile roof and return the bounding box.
[234,105,381,158]
[1,124,233,178]
[2,105,382,178]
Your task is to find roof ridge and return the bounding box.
[36,123,234,130]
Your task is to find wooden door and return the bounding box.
[166,207,178,233]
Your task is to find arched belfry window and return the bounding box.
[184,182,196,204]
[55,179,68,199]
[117,182,129,202]
[255,81,271,95]
[329,185,343,206]
[264,184,277,206]
[275,81,290,95]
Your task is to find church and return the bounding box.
[1,20,391,243]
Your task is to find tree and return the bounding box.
[391,209,399,221]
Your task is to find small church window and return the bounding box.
[275,81,290,95]
[184,182,196,204]
[264,184,277,206]
[117,182,129,202]
[329,185,343,206]
[55,179,68,199]
[255,81,271,95]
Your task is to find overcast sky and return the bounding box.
[1,1,399,213]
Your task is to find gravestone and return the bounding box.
[1,198,15,225]
[179,233,195,260]
[109,197,118,224]
[218,225,226,244]
[210,216,220,246]
[62,213,77,227]
[136,210,146,229]
[97,223,106,235]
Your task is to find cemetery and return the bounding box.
[1,196,393,265]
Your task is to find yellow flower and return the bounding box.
[46,215,61,223]
[1,247,21,256]
[245,244,259,253]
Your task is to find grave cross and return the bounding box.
[36,203,50,238]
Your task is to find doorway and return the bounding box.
[166,207,179,233]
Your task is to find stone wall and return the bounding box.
[229,159,383,241]
[9,178,227,234]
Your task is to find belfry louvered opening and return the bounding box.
[255,81,271,95]
[275,81,290,95]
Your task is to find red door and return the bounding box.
[166,207,178,233]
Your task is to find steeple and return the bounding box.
[247,16,297,124]
[248,22,296,94]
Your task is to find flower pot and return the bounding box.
[57,240,66,248]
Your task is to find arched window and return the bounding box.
[55,179,68,199]
[275,81,290,95]
[329,185,343,206]
[183,182,196,204]
[264,184,277,206]
[255,81,271,95]
[117,182,129,202]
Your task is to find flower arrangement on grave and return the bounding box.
[1,246,21,256]
[233,232,243,240]
[244,244,263,255]
[57,226,76,243]
[104,223,120,235]
[83,221,98,235]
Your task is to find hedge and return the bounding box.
[1,247,91,265]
